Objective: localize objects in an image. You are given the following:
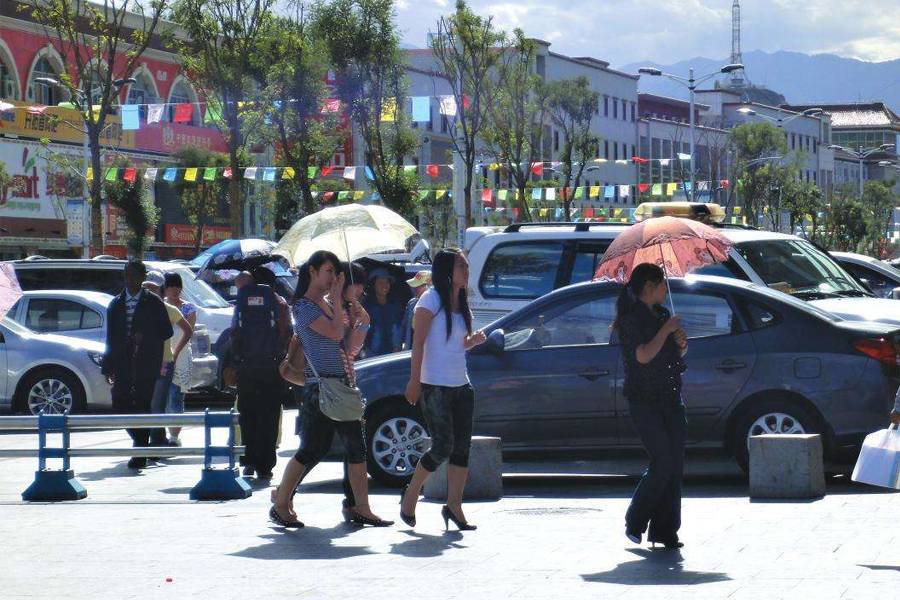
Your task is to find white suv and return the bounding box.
[464,207,900,328]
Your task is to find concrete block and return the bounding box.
[422,436,503,500]
[749,434,825,499]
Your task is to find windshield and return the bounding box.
[735,239,868,298]
[168,267,231,308]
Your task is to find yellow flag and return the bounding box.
[353,191,364,200]
[91,105,101,118]
[282,167,295,180]
[488,163,500,171]
[589,186,600,198]
[86,167,93,181]
[665,183,676,196]
[539,208,549,217]
[381,98,396,122]
[436,190,447,199]
[184,168,198,182]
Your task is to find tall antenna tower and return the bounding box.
[731,0,745,86]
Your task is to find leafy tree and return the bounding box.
[20,0,169,256]
[103,159,158,258]
[728,122,792,224]
[862,180,898,257]
[431,0,505,227]
[316,0,419,219]
[169,0,276,237]
[545,76,599,220]
[826,189,867,251]
[780,180,823,240]
[171,146,231,254]
[482,30,547,221]
[255,9,344,225]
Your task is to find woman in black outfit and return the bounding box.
[615,263,688,550]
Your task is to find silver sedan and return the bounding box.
[0,318,111,415]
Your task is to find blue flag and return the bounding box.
[263,167,276,181]
[163,168,177,182]
[365,166,374,181]
[121,105,140,130]
[411,96,430,122]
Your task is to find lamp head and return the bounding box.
[113,77,137,88]
[638,67,662,77]
[879,143,895,151]
[721,63,744,74]
[802,108,823,116]
[737,107,756,116]
[34,77,60,87]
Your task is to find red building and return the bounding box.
[0,2,229,259]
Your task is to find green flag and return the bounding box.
[203,167,217,181]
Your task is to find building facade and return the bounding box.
[0,2,228,259]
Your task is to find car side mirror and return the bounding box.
[485,329,505,353]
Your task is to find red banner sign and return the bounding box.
[164,223,231,246]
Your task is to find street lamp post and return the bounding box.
[35,76,134,258]
[828,143,895,199]
[736,106,823,129]
[638,63,743,202]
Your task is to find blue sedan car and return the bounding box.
[355,275,900,485]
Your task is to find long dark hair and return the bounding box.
[341,261,367,298]
[293,250,342,301]
[432,248,472,340]
[613,263,665,330]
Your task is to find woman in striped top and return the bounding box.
[270,251,392,529]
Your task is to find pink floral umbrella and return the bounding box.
[593,216,732,312]
[0,263,22,320]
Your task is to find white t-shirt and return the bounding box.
[417,288,470,387]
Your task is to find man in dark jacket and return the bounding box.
[102,260,174,469]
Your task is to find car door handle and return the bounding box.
[578,368,610,381]
[715,360,747,373]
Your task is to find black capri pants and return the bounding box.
[294,382,366,466]
[419,383,475,472]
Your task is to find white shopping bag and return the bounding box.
[851,426,900,489]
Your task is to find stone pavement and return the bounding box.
[3,411,900,599]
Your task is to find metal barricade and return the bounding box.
[0,409,251,502]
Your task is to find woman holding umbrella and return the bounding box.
[595,214,733,551]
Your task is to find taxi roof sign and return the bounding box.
[634,202,726,224]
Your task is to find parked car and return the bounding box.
[12,259,234,346]
[464,203,900,330]
[0,317,111,415]
[6,290,218,390]
[832,251,900,299]
[355,275,900,485]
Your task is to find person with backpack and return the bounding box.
[233,272,289,480]
[269,250,391,529]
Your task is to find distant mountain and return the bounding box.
[619,50,900,113]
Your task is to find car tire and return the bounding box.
[732,397,821,473]
[365,398,429,487]
[16,368,86,416]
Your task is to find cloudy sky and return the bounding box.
[394,0,900,67]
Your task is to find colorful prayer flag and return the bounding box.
[184,168,198,182]
[365,167,374,181]
[546,188,556,201]
[497,189,508,202]
[438,96,457,117]
[282,167,295,180]
[604,186,614,199]
[307,166,317,179]
[147,104,164,124]
[144,168,158,181]
[204,102,222,125]
[26,105,48,115]
[426,164,439,178]
[105,168,118,182]
[163,168,176,182]
[223,168,233,179]
[342,166,356,181]
[381,98,396,122]
[530,162,543,177]
[86,167,93,181]
[619,185,630,198]
[204,167,216,181]
[321,165,334,177]
[174,103,193,123]
[353,191,364,201]
[532,188,542,200]
[665,183,676,196]
[123,168,136,183]
[638,183,650,194]
[263,167,276,181]
[403,165,417,174]
[321,98,340,114]
[411,96,430,122]
[589,186,600,198]
[121,105,140,130]
[244,167,258,180]
[651,183,662,195]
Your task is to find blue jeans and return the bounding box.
[625,399,687,543]
[149,362,175,446]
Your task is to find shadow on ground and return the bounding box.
[229,526,376,560]
[582,548,732,585]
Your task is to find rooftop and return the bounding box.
[638,93,710,111]
[783,102,900,130]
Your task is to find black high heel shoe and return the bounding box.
[343,499,394,527]
[442,505,476,531]
[649,537,684,550]
[399,483,416,527]
[269,505,304,529]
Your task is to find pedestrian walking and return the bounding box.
[400,249,486,531]
[162,272,197,446]
[101,261,174,470]
[270,250,391,529]
[401,270,432,350]
[233,271,286,480]
[144,272,194,450]
[615,263,689,550]
[363,268,404,357]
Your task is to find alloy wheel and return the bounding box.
[27,378,74,415]
[370,416,428,479]
[747,412,806,446]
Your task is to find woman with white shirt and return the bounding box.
[401,248,486,531]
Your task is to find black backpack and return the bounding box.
[233,283,280,367]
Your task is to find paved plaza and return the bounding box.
[3,411,900,599]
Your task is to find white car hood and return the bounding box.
[197,306,234,344]
[809,297,900,326]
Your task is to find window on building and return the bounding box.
[441,115,449,133]
[0,57,16,99]
[536,55,546,79]
[622,99,627,121]
[613,143,618,161]
[790,133,796,149]
[631,103,636,122]
[554,130,559,152]
[31,57,62,105]
[427,106,433,131]
[613,98,618,120]
[604,140,609,159]
[169,80,198,125]
[631,144,636,159]
[603,96,609,117]
[126,75,156,120]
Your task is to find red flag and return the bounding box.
[561,187,571,200]
[426,164,439,178]
[321,165,334,176]
[174,103,192,123]
[511,207,520,221]
[530,162,543,177]
[583,208,595,218]
[27,105,48,115]
[631,156,649,164]
[638,183,650,193]
[462,94,471,110]
[321,98,340,114]
[123,168,137,183]
[223,167,233,179]
[719,179,730,189]
[323,191,335,203]
[481,188,494,208]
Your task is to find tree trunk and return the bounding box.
[88,132,104,258]
[228,142,243,239]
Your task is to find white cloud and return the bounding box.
[394,0,900,64]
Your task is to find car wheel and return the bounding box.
[18,368,86,416]
[365,399,429,487]
[732,398,820,473]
